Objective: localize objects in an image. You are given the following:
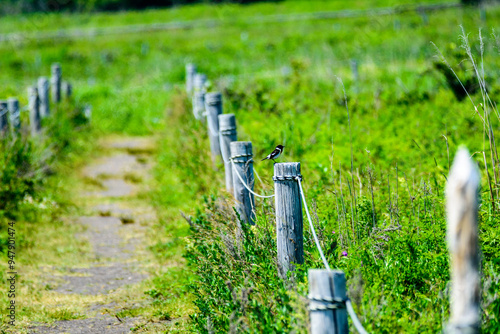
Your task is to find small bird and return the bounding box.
[261,145,285,163]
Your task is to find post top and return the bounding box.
[186,63,196,71]
[38,76,49,82]
[230,141,252,158]
[274,162,301,180]
[219,114,236,130]
[7,97,18,103]
[205,92,222,105]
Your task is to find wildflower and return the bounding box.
[342,251,348,257]
[332,230,335,234]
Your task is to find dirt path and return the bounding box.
[30,137,158,334]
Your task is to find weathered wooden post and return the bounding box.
[38,77,50,117]
[193,73,207,93]
[309,269,348,334]
[219,114,237,192]
[192,91,205,120]
[0,100,8,134]
[62,81,72,99]
[230,141,255,224]
[274,162,304,274]
[51,63,62,103]
[28,86,41,135]
[186,63,196,94]
[445,147,481,333]
[7,98,20,132]
[205,92,222,158]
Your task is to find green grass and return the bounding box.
[0,0,499,332]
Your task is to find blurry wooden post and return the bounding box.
[205,92,222,159]
[62,81,72,99]
[230,141,255,225]
[309,269,348,334]
[7,98,20,132]
[28,86,41,135]
[192,91,205,120]
[38,77,50,117]
[186,63,196,94]
[51,63,62,103]
[273,162,303,274]
[219,114,237,192]
[446,147,481,334]
[0,100,8,135]
[193,73,206,93]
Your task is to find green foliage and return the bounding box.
[184,198,307,333]
[0,100,91,255]
[1,1,499,332]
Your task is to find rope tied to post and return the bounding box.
[219,127,236,136]
[230,158,275,199]
[308,295,347,311]
[273,174,302,182]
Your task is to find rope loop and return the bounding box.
[273,174,302,182]
[308,295,347,304]
[231,153,252,160]
[231,160,275,199]
[220,127,236,135]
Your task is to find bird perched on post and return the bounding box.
[261,145,284,163]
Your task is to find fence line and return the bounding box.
[0,2,464,43]
[186,63,483,333]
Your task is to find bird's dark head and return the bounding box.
[277,145,284,149]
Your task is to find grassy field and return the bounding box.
[1,0,500,332]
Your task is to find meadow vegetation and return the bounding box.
[0,0,499,332]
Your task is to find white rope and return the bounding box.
[231,160,275,199]
[297,177,369,333]
[346,300,369,334]
[296,177,331,271]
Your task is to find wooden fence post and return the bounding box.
[28,86,41,135]
[38,77,50,117]
[186,63,196,94]
[7,98,20,132]
[51,63,62,103]
[0,100,8,135]
[219,113,237,192]
[446,147,481,333]
[62,81,72,99]
[193,73,207,93]
[309,269,348,334]
[230,141,255,225]
[192,91,205,120]
[205,92,222,158]
[274,162,303,274]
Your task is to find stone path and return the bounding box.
[30,137,156,334]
